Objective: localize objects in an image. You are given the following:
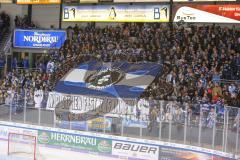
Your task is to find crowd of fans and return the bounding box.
[0,12,10,79]
[0,12,10,67]
[50,23,240,107]
[0,13,39,106]
[0,23,239,128]
[36,23,239,129]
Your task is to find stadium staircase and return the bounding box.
[0,30,11,55]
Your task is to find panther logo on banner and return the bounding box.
[85,68,125,90]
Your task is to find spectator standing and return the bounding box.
[0,56,5,78]
[23,57,29,69]
[11,57,18,69]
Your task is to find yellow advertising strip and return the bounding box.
[63,5,170,22]
[0,0,12,3]
[63,19,170,22]
[80,0,98,3]
[17,0,60,4]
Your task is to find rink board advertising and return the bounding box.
[62,5,170,22]
[37,130,112,154]
[112,141,159,160]
[173,4,240,23]
[0,125,37,140]
[14,29,66,49]
[158,147,233,160]
[0,121,235,159]
[16,0,60,4]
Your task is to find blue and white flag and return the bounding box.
[55,61,162,98]
[48,61,161,120]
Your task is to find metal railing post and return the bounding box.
[9,93,13,122]
[224,108,229,152]
[222,107,226,152]
[236,109,240,154]
[69,117,72,130]
[184,105,187,144]
[139,120,143,138]
[138,101,142,138]
[103,116,106,134]
[159,100,163,141]
[121,117,124,136]
[38,107,41,125]
[168,102,172,142]
[212,106,217,149]
[53,109,56,128]
[23,90,27,123]
[198,106,202,147]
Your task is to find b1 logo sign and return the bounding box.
[112,141,159,160]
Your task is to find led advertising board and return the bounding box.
[63,5,170,22]
[173,4,240,23]
[16,0,60,4]
[14,29,66,49]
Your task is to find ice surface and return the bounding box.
[0,140,121,160]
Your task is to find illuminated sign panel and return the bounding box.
[63,5,170,22]
[0,0,12,3]
[174,0,235,1]
[80,0,169,3]
[99,0,113,2]
[80,0,98,3]
[14,29,66,49]
[17,0,60,4]
[173,4,240,23]
[63,0,79,3]
[114,0,169,2]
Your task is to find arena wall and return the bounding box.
[0,4,28,28]
[32,5,60,29]
[0,121,236,160]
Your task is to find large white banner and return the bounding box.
[62,5,169,22]
[46,92,150,120]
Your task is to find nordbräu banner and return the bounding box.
[14,29,66,49]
